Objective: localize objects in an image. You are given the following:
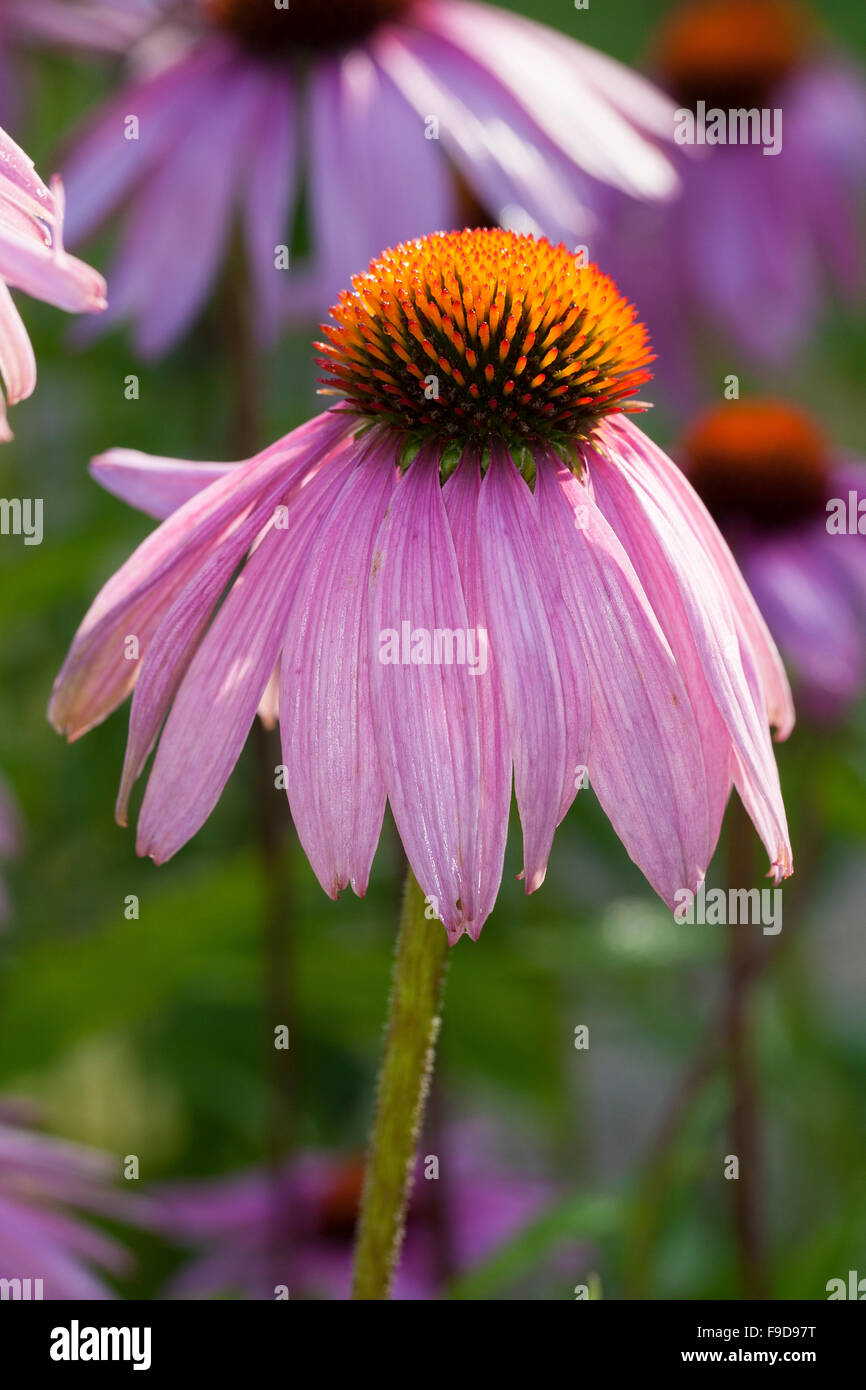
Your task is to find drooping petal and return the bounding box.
[0,279,36,414]
[739,529,866,711]
[476,443,587,893]
[0,180,106,313]
[136,441,359,863]
[91,450,240,520]
[60,43,234,246]
[608,415,795,738]
[50,410,355,739]
[281,435,397,898]
[243,66,296,345]
[414,0,678,201]
[368,441,483,940]
[91,56,265,356]
[588,444,732,859]
[597,417,792,881]
[443,448,511,928]
[307,47,456,313]
[535,449,711,907]
[375,27,592,246]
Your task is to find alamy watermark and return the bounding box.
[674,102,782,156]
[0,498,43,546]
[826,491,866,535]
[378,621,488,676]
[674,882,782,935]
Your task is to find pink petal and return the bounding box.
[92,57,265,356]
[443,449,511,927]
[281,434,397,898]
[0,279,36,409]
[136,442,359,864]
[536,449,711,907]
[598,417,792,882]
[476,443,587,894]
[50,410,355,739]
[414,0,678,200]
[91,449,240,520]
[243,66,296,345]
[368,441,483,940]
[587,444,732,861]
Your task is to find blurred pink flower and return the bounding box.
[605,0,866,399]
[0,126,106,439]
[150,1134,559,1300]
[54,0,678,355]
[680,399,866,720]
[50,230,793,942]
[0,1106,133,1299]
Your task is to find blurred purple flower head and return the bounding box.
[50,229,793,942]
[681,399,866,720]
[0,126,106,438]
[606,0,866,398]
[0,1104,133,1298]
[53,0,679,356]
[151,1133,557,1300]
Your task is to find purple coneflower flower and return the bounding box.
[607,0,866,395]
[680,399,866,720]
[0,1104,132,1298]
[56,0,678,355]
[0,126,106,438]
[50,228,793,941]
[150,1136,555,1300]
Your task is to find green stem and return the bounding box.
[352,870,450,1300]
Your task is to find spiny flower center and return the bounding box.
[685,401,830,531]
[317,229,653,448]
[203,0,409,53]
[654,0,811,109]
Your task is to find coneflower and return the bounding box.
[50,228,794,1296]
[607,0,866,395]
[51,0,679,353]
[680,399,866,719]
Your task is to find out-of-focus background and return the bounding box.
[1,0,865,1299]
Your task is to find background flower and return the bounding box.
[678,399,866,719]
[50,0,678,355]
[605,0,866,401]
[150,1125,565,1300]
[0,1099,134,1298]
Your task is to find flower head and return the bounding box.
[0,126,106,438]
[654,0,812,108]
[318,229,653,443]
[0,1103,133,1298]
[51,230,793,941]
[606,0,866,395]
[54,0,678,355]
[149,1129,558,1300]
[681,399,866,718]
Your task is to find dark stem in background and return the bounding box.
[629,776,819,1299]
[724,798,767,1300]
[352,870,450,1299]
[220,251,299,1289]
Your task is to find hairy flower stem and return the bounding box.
[352,870,450,1299]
